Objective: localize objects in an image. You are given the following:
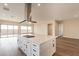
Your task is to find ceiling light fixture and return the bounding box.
[37,3,40,6]
[3,3,10,11]
[4,3,8,6]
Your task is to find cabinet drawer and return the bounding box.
[31,47,39,56]
[32,47,39,53]
[32,48,38,53]
[32,53,38,56]
[32,51,39,56]
[32,43,39,49]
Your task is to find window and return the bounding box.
[0,24,33,38]
[21,26,27,34]
[8,25,14,37]
[14,25,18,36]
[21,25,33,34]
[27,26,32,33]
[0,24,19,38]
[1,25,8,37]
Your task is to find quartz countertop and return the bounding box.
[22,34,56,44]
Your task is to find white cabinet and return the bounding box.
[40,39,54,56]
[31,43,40,56]
[26,42,31,56]
[17,37,31,56]
[17,35,56,56]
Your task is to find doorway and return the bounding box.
[48,24,52,35]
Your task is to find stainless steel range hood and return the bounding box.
[20,3,37,23]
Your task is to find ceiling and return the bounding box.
[32,3,79,21]
[0,3,25,22]
[0,3,79,22]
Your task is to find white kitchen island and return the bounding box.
[17,34,56,56]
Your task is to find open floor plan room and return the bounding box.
[0,3,79,56]
[0,37,79,56]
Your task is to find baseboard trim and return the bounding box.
[63,36,79,40]
[56,35,63,39]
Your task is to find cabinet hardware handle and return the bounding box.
[33,49,36,52]
[33,44,37,47]
[33,54,36,56]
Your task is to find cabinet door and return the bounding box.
[26,42,31,56]
[40,39,54,56]
[52,39,56,53]
[31,43,39,56]
[17,38,23,49]
[18,36,32,56]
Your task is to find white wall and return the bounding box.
[55,21,59,36]
[34,20,52,35]
[63,19,79,39]
[34,23,47,35]
[33,20,58,38]
[59,23,63,36]
[32,4,60,36]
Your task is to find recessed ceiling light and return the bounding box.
[4,3,8,6]
[37,3,40,6]
[3,3,10,11]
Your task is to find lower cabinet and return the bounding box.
[17,36,56,56]
[31,43,39,56]
[26,43,31,56]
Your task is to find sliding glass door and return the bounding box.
[1,24,8,38]
[21,25,33,35]
[0,24,33,38]
[8,25,18,37]
[8,25,14,37]
[21,26,27,34]
[14,25,18,36]
[0,24,19,38]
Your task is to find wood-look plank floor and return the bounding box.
[0,37,25,56]
[0,37,79,56]
[54,37,79,56]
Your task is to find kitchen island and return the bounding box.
[17,34,56,56]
